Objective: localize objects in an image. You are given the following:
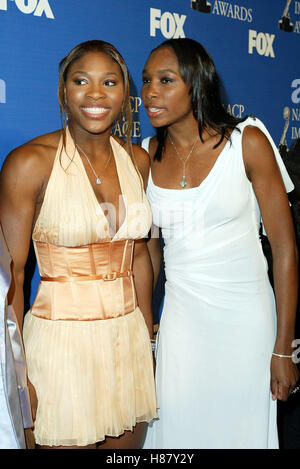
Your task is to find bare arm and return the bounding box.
[0,145,45,330]
[132,239,154,339]
[134,139,162,290]
[130,144,155,337]
[132,143,150,189]
[243,125,299,401]
[147,234,162,291]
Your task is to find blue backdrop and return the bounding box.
[0,0,300,308]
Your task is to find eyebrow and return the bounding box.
[142,68,177,75]
[70,71,119,77]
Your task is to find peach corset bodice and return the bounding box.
[30,129,152,321]
[31,240,137,320]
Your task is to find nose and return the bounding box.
[87,83,106,101]
[143,81,159,102]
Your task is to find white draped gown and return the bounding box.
[142,117,294,449]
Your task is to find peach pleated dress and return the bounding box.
[23,129,157,447]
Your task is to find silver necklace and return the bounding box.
[168,134,199,188]
[76,143,112,185]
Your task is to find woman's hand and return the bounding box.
[271,355,299,401]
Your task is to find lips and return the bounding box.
[81,106,110,119]
[146,106,165,118]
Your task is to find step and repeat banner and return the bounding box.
[0,0,300,311]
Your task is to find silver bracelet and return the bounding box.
[272,352,294,358]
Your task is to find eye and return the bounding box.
[73,78,87,85]
[104,79,117,86]
[142,77,150,84]
[161,77,173,84]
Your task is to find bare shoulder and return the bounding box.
[242,125,271,152]
[27,129,62,147]
[23,130,62,164]
[132,144,150,168]
[132,144,150,185]
[2,130,61,175]
[111,135,150,185]
[242,125,277,177]
[0,130,61,193]
[112,134,126,148]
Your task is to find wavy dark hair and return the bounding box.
[148,38,245,161]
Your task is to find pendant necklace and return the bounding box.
[168,133,199,188]
[76,142,112,185]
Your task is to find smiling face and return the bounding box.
[141,46,194,128]
[64,50,125,136]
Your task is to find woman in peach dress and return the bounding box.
[0,40,157,449]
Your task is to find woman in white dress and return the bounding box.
[141,38,299,449]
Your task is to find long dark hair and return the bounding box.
[149,38,245,161]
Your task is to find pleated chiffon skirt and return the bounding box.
[23,307,157,447]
